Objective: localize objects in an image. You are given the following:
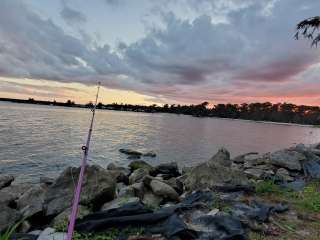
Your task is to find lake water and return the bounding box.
[1,101,320,183]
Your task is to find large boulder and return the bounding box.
[150,162,180,179]
[129,160,153,172]
[0,175,14,190]
[269,150,306,171]
[101,197,140,211]
[0,183,32,206]
[0,204,21,232]
[17,185,47,217]
[208,148,231,167]
[52,205,90,227]
[44,165,116,216]
[129,168,149,184]
[142,192,163,209]
[183,149,249,191]
[149,179,179,201]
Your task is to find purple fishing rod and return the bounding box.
[66,82,101,240]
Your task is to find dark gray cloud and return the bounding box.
[60,3,87,25]
[0,0,320,104]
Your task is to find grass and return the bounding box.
[254,180,320,213]
[0,218,26,240]
[54,220,145,240]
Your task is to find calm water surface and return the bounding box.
[1,102,320,183]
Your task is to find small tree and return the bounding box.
[295,16,320,46]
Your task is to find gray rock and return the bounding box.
[150,162,180,179]
[233,152,259,164]
[131,182,145,199]
[52,205,90,227]
[44,165,116,216]
[0,204,21,232]
[117,185,135,198]
[244,168,266,179]
[17,185,46,217]
[208,148,231,168]
[119,148,142,156]
[149,179,179,201]
[142,192,163,209]
[269,150,305,170]
[40,177,54,186]
[164,178,184,195]
[143,151,157,157]
[129,168,149,184]
[275,168,294,182]
[183,149,249,191]
[0,183,32,205]
[37,227,66,240]
[0,175,14,190]
[129,160,153,172]
[101,197,140,211]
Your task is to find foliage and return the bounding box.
[295,16,320,46]
[71,227,145,240]
[255,180,281,195]
[102,102,320,125]
[0,218,26,240]
[255,180,320,213]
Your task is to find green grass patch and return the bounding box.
[72,227,145,240]
[255,180,320,213]
[0,217,26,240]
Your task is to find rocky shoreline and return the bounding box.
[1,143,320,240]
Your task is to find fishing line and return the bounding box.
[66,82,101,240]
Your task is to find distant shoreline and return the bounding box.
[1,97,320,127]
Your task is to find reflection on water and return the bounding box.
[1,102,320,183]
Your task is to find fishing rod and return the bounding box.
[66,82,101,240]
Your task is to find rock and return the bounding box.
[149,179,179,201]
[164,177,184,195]
[142,192,163,209]
[128,155,141,160]
[129,168,149,185]
[101,197,140,211]
[37,227,66,240]
[40,177,54,186]
[209,148,231,167]
[20,220,31,233]
[269,149,305,170]
[131,182,145,199]
[280,180,305,192]
[244,168,266,179]
[0,183,32,206]
[233,152,259,164]
[143,151,157,158]
[129,160,153,172]
[52,205,90,227]
[44,165,116,216]
[118,185,136,198]
[302,160,320,179]
[0,189,17,206]
[0,204,21,232]
[275,168,294,182]
[183,150,249,191]
[150,162,180,179]
[0,175,14,189]
[207,208,219,216]
[119,148,142,156]
[17,185,46,217]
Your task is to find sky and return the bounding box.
[0,0,319,105]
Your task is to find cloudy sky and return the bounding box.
[0,0,319,105]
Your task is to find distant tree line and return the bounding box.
[101,102,320,125]
[1,98,320,125]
